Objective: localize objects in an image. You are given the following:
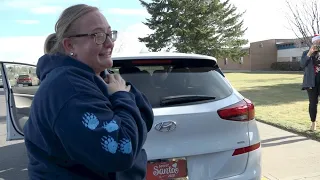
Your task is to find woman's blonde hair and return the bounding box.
[44,4,98,54]
[44,33,57,54]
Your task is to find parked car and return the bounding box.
[16,74,39,86]
[0,52,261,180]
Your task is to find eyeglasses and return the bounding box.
[68,30,118,45]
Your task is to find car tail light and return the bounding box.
[217,98,255,121]
[232,142,261,156]
[132,60,172,65]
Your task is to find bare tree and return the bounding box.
[285,0,320,47]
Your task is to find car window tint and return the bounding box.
[111,59,233,108]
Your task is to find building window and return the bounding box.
[259,43,263,48]
[239,57,244,64]
[292,57,298,62]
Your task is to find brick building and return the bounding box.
[217,38,310,71]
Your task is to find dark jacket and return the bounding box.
[301,50,316,90]
[23,53,154,180]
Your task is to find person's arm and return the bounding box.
[301,47,315,68]
[127,82,154,132]
[300,50,311,68]
[53,91,149,174]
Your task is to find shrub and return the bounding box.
[271,62,303,71]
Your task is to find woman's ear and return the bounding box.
[62,38,74,54]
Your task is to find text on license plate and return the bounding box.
[146,159,187,180]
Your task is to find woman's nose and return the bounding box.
[103,36,114,48]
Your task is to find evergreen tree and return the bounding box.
[139,0,248,60]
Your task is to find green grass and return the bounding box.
[225,72,320,141]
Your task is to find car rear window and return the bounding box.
[111,58,233,108]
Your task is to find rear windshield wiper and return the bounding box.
[160,95,216,106]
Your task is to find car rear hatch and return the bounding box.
[111,56,256,179]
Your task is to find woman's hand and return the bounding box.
[104,74,131,95]
[307,45,317,57]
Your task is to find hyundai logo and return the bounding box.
[154,121,177,132]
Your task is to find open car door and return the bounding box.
[0,61,39,141]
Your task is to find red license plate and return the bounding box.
[146,159,187,180]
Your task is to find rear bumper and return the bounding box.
[217,147,262,180]
[185,146,261,180]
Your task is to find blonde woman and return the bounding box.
[24,4,153,179]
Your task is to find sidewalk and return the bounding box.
[258,122,320,180]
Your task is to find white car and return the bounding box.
[1,52,261,180]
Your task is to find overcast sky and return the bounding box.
[0,0,300,64]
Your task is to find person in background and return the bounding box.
[24,4,154,180]
[300,34,320,131]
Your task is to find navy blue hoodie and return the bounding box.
[23,53,154,180]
